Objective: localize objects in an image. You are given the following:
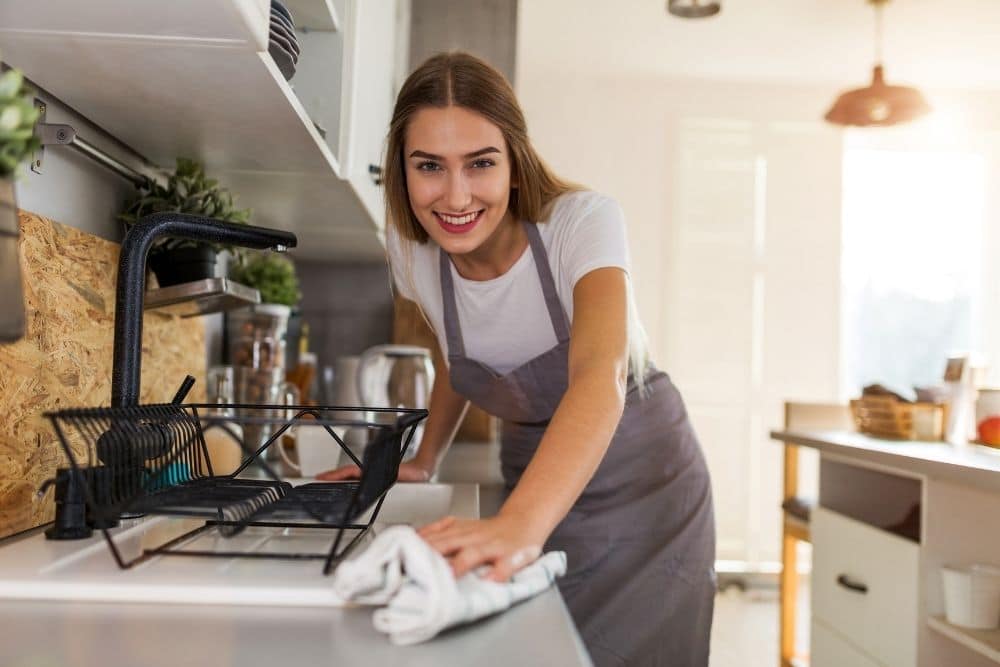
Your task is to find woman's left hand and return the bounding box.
[417,514,545,582]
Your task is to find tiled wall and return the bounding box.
[294,259,395,392]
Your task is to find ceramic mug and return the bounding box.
[276,420,348,478]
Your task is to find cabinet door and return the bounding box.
[812,619,883,667]
[812,506,918,667]
[340,0,400,229]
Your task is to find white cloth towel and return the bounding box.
[331,525,567,645]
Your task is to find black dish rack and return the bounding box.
[44,402,428,575]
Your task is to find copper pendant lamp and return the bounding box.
[825,0,931,127]
[667,0,720,19]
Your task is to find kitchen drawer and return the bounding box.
[812,506,918,667]
[811,618,883,667]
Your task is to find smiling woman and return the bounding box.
[317,51,717,667]
[403,106,517,268]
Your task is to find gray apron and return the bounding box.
[439,222,716,667]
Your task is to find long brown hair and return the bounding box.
[383,51,578,243]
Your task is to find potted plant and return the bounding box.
[229,250,302,308]
[118,157,251,287]
[226,250,302,370]
[0,64,41,342]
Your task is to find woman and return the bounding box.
[319,51,715,666]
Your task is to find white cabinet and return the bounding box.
[0,0,270,48]
[0,0,402,259]
[339,0,399,229]
[812,619,884,667]
[812,506,919,667]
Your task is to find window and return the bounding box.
[841,145,987,396]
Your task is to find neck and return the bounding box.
[450,212,527,281]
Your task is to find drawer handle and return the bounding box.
[836,574,868,594]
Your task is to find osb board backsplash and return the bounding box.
[0,211,206,539]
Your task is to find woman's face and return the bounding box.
[403,105,516,259]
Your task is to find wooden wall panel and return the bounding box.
[0,211,206,539]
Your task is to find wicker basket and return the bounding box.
[850,396,948,441]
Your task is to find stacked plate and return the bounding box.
[269,0,300,81]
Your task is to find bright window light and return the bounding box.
[841,147,986,395]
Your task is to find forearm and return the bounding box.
[499,363,627,541]
[410,364,469,476]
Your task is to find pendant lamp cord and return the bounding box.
[873,0,884,66]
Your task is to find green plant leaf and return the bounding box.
[118,156,254,253]
[229,251,301,306]
[0,70,23,100]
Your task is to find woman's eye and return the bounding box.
[470,159,495,169]
[417,161,442,172]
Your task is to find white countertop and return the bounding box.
[0,480,591,666]
[771,429,1000,492]
[0,587,589,667]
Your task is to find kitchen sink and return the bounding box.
[0,482,478,607]
[363,481,476,526]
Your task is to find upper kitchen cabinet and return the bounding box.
[338,0,400,230]
[0,0,403,260]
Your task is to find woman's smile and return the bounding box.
[434,208,485,233]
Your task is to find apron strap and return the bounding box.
[437,220,572,360]
[522,221,571,343]
[438,248,466,359]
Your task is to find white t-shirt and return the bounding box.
[387,190,645,375]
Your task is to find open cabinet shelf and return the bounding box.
[929,612,1000,663]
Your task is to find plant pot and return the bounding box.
[0,176,26,342]
[148,245,218,287]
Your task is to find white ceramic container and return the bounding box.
[941,563,1000,629]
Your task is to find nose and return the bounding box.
[444,170,473,211]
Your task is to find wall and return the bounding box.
[12,85,156,241]
[408,0,517,82]
[295,259,395,383]
[0,211,205,539]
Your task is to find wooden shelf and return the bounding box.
[928,615,1000,664]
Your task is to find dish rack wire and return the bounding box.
[44,402,428,574]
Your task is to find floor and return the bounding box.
[709,576,810,667]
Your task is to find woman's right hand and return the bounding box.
[315,459,433,482]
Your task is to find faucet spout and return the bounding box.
[111,213,297,408]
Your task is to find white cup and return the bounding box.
[941,563,1000,629]
[277,422,348,478]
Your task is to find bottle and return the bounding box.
[200,373,245,477]
[290,321,317,403]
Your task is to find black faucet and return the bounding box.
[111,212,297,408]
